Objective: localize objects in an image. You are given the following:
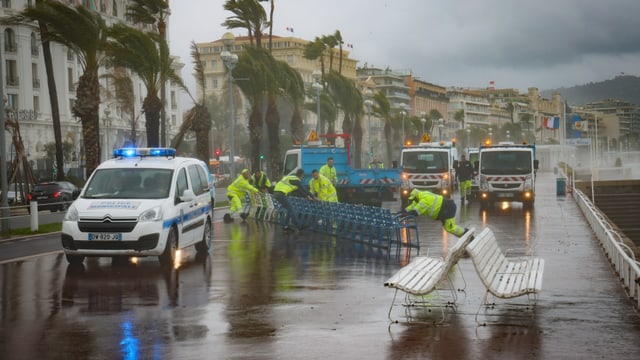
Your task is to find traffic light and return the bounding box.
[214,149,221,160]
[260,154,264,160]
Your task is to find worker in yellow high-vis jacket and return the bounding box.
[404,189,469,237]
[273,169,315,232]
[319,157,337,185]
[309,169,338,202]
[225,169,259,222]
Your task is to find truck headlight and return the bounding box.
[524,175,533,190]
[480,176,488,191]
[139,206,163,222]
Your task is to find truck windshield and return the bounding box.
[283,153,298,176]
[83,168,174,199]
[402,151,449,173]
[480,151,532,175]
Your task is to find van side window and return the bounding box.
[175,168,188,203]
[188,165,205,195]
[195,165,209,194]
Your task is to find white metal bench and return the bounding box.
[466,227,545,324]
[384,228,475,323]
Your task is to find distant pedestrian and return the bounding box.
[368,156,384,169]
[456,154,474,203]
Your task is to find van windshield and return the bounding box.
[83,168,174,199]
[402,151,449,173]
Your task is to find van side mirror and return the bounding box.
[533,159,539,170]
[180,189,196,202]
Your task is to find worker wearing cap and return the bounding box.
[320,157,337,185]
[404,189,468,237]
[225,169,259,222]
[309,169,338,202]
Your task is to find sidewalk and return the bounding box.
[209,170,640,359]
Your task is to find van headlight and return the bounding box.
[524,175,533,190]
[63,205,78,222]
[139,206,163,222]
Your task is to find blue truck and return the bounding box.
[281,135,401,207]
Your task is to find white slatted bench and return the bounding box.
[384,228,475,323]
[466,227,545,324]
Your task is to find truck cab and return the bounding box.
[477,143,539,210]
[400,139,458,207]
[282,132,401,206]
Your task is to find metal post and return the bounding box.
[227,64,235,180]
[0,40,8,233]
[103,108,110,160]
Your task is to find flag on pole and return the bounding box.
[544,116,560,129]
[285,26,294,33]
[574,121,588,131]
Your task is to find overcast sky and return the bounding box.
[169,0,640,100]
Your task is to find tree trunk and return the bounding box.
[384,122,394,167]
[248,104,263,174]
[353,115,363,168]
[265,98,281,177]
[143,93,162,147]
[72,69,100,177]
[290,106,304,145]
[37,15,64,180]
[193,105,211,164]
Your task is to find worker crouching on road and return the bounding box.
[225,169,259,223]
[309,169,338,202]
[273,169,315,232]
[404,189,469,237]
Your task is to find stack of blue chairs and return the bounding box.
[245,194,420,254]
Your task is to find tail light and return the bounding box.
[53,191,61,198]
[28,194,33,201]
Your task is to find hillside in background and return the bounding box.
[541,75,640,106]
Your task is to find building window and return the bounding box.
[2,0,11,9]
[172,115,176,126]
[100,0,106,12]
[30,32,39,56]
[6,59,18,86]
[210,59,217,69]
[69,99,76,113]
[33,96,40,113]
[170,91,177,109]
[112,0,118,16]
[212,78,218,89]
[67,67,75,91]
[32,63,40,88]
[4,28,16,52]
[287,54,294,63]
[67,48,74,61]
[7,94,18,111]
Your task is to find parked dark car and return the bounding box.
[28,181,81,212]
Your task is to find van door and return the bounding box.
[183,164,210,246]
[174,167,194,245]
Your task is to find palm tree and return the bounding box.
[126,0,171,146]
[454,109,465,130]
[222,0,268,48]
[303,37,326,76]
[2,1,109,177]
[106,24,184,148]
[372,91,394,166]
[171,42,211,163]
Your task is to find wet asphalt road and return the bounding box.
[1,171,640,359]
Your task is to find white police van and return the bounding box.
[61,148,214,266]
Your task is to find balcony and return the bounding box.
[33,78,40,89]
[6,76,19,86]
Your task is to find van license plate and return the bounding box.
[89,233,122,241]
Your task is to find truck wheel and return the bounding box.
[523,200,535,210]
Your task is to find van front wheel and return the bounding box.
[159,227,178,267]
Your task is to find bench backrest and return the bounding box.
[465,227,508,290]
[445,227,476,266]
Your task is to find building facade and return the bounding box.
[1,0,184,181]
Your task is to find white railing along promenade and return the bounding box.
[573,187,640,308]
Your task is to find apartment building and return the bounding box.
[1,0,184,180]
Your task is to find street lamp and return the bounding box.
[221,32,238,180]
[420,111,426,134]
[438,118,444,141]
[312,70,322,134]
[103,108,111,160]
[506,130,511,141]
[400,104,410,145]
[488,127,493,143]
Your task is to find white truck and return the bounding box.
[477,143,538,210]
[400,140,458,208]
